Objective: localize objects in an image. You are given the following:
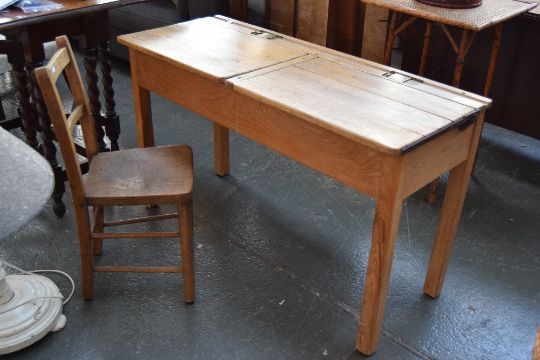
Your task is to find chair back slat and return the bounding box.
[35,35,99,205]
[45,47,70,83]
[67,104,85,133]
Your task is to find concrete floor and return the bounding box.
[1,53,539,360]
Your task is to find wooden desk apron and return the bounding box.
[118,16,491,355]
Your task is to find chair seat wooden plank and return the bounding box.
[85,145,193,206]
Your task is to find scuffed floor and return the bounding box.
[1,52,539,360]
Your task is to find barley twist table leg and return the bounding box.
[98,40,120,151]
[11,51,39,150]
[29,61,66,217]
[84,47,108,152]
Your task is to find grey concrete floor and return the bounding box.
[1,53,539,360]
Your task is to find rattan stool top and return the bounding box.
[361,0,537,30]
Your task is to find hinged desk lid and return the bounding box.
[117,17,309,82]
[229,54,489,154]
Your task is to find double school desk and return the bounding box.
[118,16,491,355]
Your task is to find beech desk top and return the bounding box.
[119,16,491,155]
[361,0,537,31]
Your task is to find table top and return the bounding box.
[119,16,491,154]
[0,0,149,31]
[0,128,53,241]
[118,17,308,81]
[361,0,537,31]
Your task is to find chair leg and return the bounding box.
[92,206,104,255]
[179,199,194,304]
[75,206,94,299]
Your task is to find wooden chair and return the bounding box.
[35,36,195,303]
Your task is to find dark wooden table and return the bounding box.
[0,0,149,216]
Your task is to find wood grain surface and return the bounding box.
[120,16,490,154]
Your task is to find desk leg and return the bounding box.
[129,49,154,148]
[357,180,403,355]
[84,47,109,152]
[29,61,66,217]
[424,113,485,298]
[213,123,230,176]
[98,40,120,151]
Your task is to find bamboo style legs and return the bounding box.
[382,13,503,204]
[83,42,120,152]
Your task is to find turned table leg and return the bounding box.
[98,40,120,151]
[2,40,40,151]
[84,46,109,152]
[28,61,66,216]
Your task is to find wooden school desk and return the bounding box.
[118,16,491,355]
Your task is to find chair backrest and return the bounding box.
[35,35,99,206]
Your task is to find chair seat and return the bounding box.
[85,145,193,206]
